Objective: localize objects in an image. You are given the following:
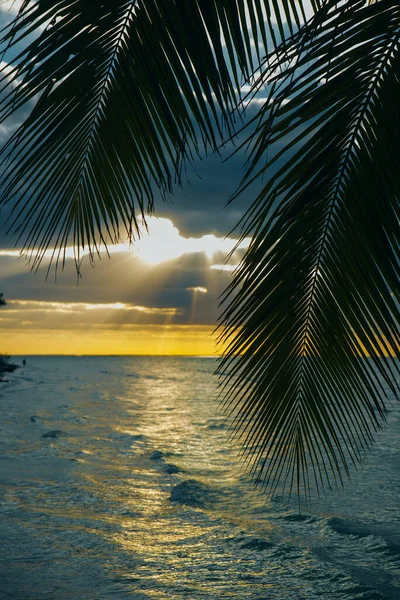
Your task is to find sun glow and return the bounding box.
[187,286,208,293]
[5,300,181,316]
[0,325,223,356]
[133,217,250,265]
[0,217,251,267]
[209,264,237,272]
[0,216,251,355]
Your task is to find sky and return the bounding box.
[0,2,274,356]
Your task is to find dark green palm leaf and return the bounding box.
[218,0,400,499]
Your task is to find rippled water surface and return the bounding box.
[0,356,399,599]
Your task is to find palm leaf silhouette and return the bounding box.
[218,0,400,497]
[0,0,399,499]
[0,0,284,268]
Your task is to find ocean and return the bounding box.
[0,355,399,599]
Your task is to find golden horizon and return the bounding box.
[0,325,226,357]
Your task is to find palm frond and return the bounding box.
[218,0,400,499]
[0,0,308,270]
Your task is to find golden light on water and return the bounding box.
[87,366,276,596]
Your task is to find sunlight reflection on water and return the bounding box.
[0,356,399,599]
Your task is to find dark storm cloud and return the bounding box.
[0,5,297,335]
[0,127,259,249]
[0,99,284,332]
[153,145,255,239]
[0,3,302,251]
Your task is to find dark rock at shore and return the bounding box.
[170,479,215,508]
[42,430,65,439]
[240,538,274,551]
[165,463,182,474]
[281,513,312,523]
[0,359,19,375]
[149,450,163,460]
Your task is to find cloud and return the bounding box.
[186,286,207,293]
[0,60,17,79]
[210,264,237,272]
[5,299,182,316]
[0,1,23,15]
[0,216,251,266]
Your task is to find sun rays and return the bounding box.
[0,215,250,355]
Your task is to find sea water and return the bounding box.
[0,356,399,599]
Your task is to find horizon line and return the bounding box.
[10,353,222,358]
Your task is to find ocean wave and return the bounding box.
[170,479,221,508]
